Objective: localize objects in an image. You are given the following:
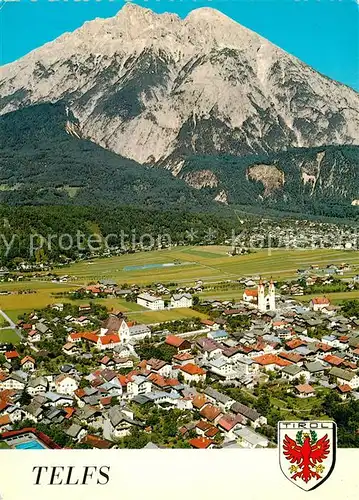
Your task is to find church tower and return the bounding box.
[257,279,266,312]
[268,279,276,311]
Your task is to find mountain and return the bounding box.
[1,3,359,171]
[0,4,358,218]
[0,102,214,210]
[178,146,359,218]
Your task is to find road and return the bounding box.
[0,309,22,341]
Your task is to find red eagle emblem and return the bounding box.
[283,430,330,483]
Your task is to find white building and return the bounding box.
[310,297,331,311]
[242,280,276,312]
[137,293,165,310]
[54,374,79,395]
[171,293,193,308]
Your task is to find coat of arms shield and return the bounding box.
[278,420,336,491]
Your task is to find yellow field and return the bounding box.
[126,308,209,325]
[0,246,358,323]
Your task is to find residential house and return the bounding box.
[231,402,267,428]
[234,427,269,448]
[329,367,359,389]
[54,374,79,395]
[20,356,36,372]
[165,335,191,352]
[170,294,193,308]
[137,293,164,311]
[180,363,206,383]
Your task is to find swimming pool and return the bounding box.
[15,440,45,450]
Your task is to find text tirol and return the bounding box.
[33,466,110,485]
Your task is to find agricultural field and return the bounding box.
[0,328,21,344]
[300,290,359,304]
[0,246,358,324]
[125,308,209,325]
[59,246,359,285]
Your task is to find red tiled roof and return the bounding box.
[5,351,19,360]
[337,384,352,393]
[196,420,211,431]
[165,335,186,348]
[201,319,215,326]
[64,407,76,419]
[81,434,112,449]
[82,332,100,343]
[252,354,292,367]
[218,413,245,431]
[200,404,222,421]
[0,415,11,426]
[244,289,258,297]
[181,363,206,376]
[21,355,35,365]
[295,384,315,394]
[99,334,120,345]
[311,297,330,305]
[205,426,220,438]
[278,351,303,363]
[189,437,214,449]
[315,343,332,352]
[286,339,307,350]
[324,354,343,366]
[192,394,207,410]
[173,352,194,362]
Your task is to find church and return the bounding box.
[243,280,276,312]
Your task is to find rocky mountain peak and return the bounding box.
[1,3,358,168]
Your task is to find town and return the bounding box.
[0,265,359,450]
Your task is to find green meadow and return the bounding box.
[0,246,357,323]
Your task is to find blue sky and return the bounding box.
[1,0,358,90]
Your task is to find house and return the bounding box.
[295,384,316,398]
[104,406,143,440]
[304,361,326,378]
[27,376,48,396]
[5,351,20,362]
[243,289,258,303]
[189,436,215,449]
[204,387,235,412]
[310,297,330,312]
[127,375,152,397]
[62,343,80,356]
[217,413,245,438]
[170,293,193,308]
[252,354,292,372]
[65,423,87,442]
[172,352,194,366]
[329,367,359,389]
[20,356,36,372]
[234,426,269,449]
[231,402,267,428]
[199,404,223,424]
[179,363,206,383]
[281,365,310,382]
[120,323,151,344]
[54,374,79,395]
[207,329,229,341]
[165,335,191,352]
[28,330,41,342]
[146,359,172,377]
[336,384,352,400]
[44,392,74,407]
[137,293,164,311]
[0,372,26,391]
[0,414,12,431]
[207,357,237,380]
